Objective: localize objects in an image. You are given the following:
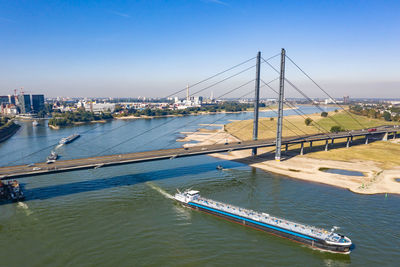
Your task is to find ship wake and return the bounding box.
[146,182,174,199]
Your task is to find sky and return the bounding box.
[0,0,399,98]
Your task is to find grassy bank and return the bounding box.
[0,121,21,143]
[225,110,399,141]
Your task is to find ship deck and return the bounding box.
[191,196,332,241]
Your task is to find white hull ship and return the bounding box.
[174,190,352,254]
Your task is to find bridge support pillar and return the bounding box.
[346,137,350,148]
[285,144,288,153]
[393,132,396,139]
[275,48,286,161]
[365,136,369,144]
[252,51,261,156]
[325,140,329,151]
[382,132,388,141]
[300,142,304,155]
[309,141,313,151]
[331,139,334,145]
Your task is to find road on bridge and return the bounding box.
[0,126,398,180]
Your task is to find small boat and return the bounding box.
[174,190,352,254]
[32,120,39,126]
[46,151,58,164]
[216,165,223,170]
[59,133,80,145]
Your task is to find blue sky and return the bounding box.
[0,0,399,98]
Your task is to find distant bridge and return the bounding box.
[1,126,398,180]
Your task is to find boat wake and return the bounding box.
[17,202,33,216]
[146,182,174,199]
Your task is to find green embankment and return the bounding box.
[224,110,400,165]
[0,121,21,143]
[225,110,398,141]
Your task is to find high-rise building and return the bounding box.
[32,94,45,112]
[343,95,350,104]
[8,94,16,105]
[0,96,8,104]
[18,94,31,114]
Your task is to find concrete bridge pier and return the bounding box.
[346,137,350,148]
[300,142,304,155]
[331,138,334,145]
[382,132,388,141]
[325,140,329,151]
[365,135,369,144]
[393,132,396,139]
[309,141,313,151]
[285,144,288,153]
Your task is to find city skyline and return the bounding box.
[1,0,399,98]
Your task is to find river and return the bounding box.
[0,106,399,266]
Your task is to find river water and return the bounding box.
[0,107,399,266]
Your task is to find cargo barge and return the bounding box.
[59,133,80,145]
[174,190,352,254]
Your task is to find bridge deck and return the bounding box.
[0,127,398,180]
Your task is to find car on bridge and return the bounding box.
[368,128,377,132]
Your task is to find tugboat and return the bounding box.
[174,189,353,254]
[0,180,25,202]
[46,151,58,164]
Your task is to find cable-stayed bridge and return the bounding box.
[1,49,399,180]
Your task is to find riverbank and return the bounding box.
[115,106,298,120]
[182,124,400,195]
[0,121,21,143]
[48,119,111,129]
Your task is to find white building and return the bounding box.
[78,100,115,113]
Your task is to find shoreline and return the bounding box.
[115,106,298,120]
[0,121,21,143]
[181,124,400,195]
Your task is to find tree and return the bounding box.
[305,118,313,126]
[383,111,392,121]
[321,111,328,117]
[334,109,338,113]
[330,125,344,133]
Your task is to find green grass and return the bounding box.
[317,112,398,131]
[225,110,399,141]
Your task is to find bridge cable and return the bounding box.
[164,56,257,99]
[96,54,281,155]
[261,57,348,130]
[260,79,333,136]
[181,81,281,148]
[207,85,310,147]
[95,66,257,155]
[134,79,256,151]
[285,55,366,129]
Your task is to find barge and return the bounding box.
[59,133,80,145]
[174,190,352,254]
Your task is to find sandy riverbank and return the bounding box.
[181,125,400,195]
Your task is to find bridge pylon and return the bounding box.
[252,51,261,156]
[275,48,286,161]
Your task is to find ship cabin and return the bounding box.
[185,190,200,202]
